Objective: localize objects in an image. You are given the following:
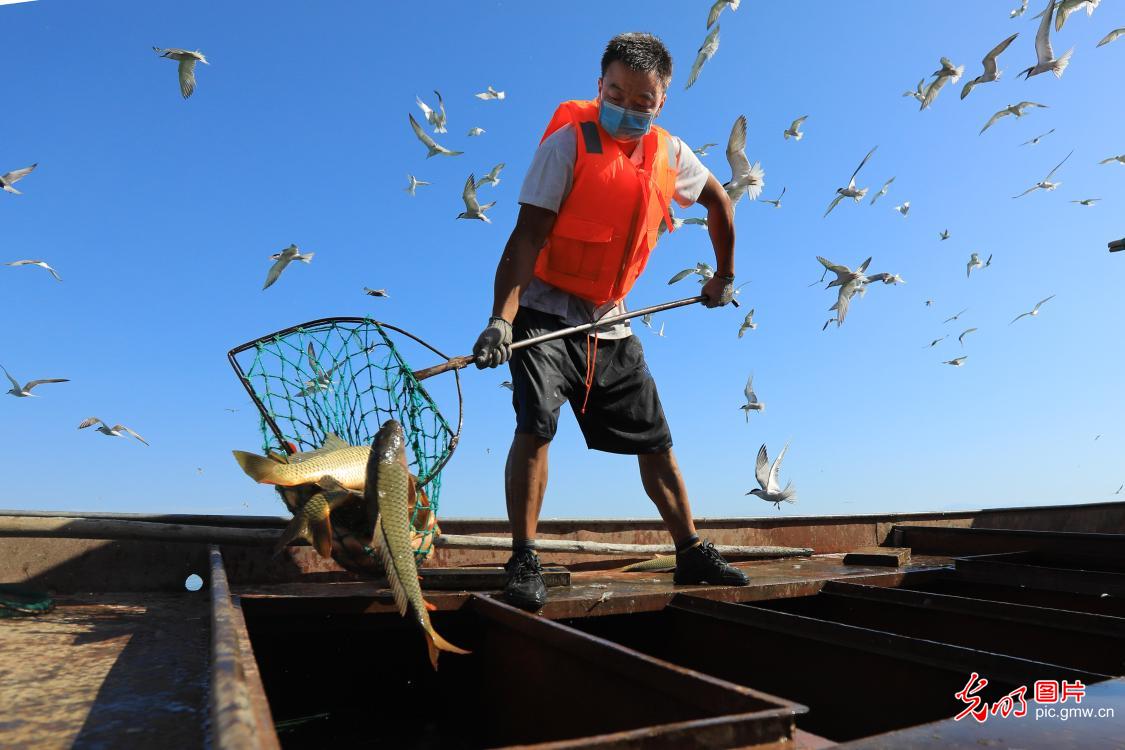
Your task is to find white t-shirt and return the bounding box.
[517,123,712,339]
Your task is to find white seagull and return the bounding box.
[1013,150,1073,197]
[894,201,911,217]
[1053,0,1100,32]
[404,174,431,196]
[78,417,149,445]
[903,78,926,103]
[3,365,68,398]
[943,308,969,323]
[1010,294,1056,323]
[737,308,757,337]
[467,127,485,137]
[1021,128,1056,146]
[943,356,968,367]
[152,47,208,99]
[722,114,765,207]
[1,163,37,194]
[825,146,877,217]
[1021,0,1074,78]
[758,186,786,208]
[476,163,506,188]
[707,0,740,28]
[474,85,506,101]
[685,25,720,90]
[362,288,389,297]
[921,57,964,110]
[668,262,715,285]
[457,174,495,223]
[746,443,796,509]
[409,113,463,158]
[783,115,808,141]
[940,229,951,240]
[1070,198,1100,206]
[739,374,764,421]
[416,91,447,133]
[1098,154,1125,166]
[1011,0,1029,17]
[870,176,895,205]
[263,244,313,290]
[966,252,992,277]
[980,101,1048,135]
[692,142,718,156]
[4,259,61,281]
[961,33,1020,100]
[817,255,873,326]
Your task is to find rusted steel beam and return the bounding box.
[902,576,1125,618]
[954,553,1125,598]
[0,515,277,545]
[892,525,1125,558]
[208,546,280,750]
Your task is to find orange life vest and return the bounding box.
[533,99,679,307]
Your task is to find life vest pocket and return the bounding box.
[544,214,615,281]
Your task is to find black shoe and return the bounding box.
[673,540,749,586]
[503,549,547,611]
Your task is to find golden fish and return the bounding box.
[232,433,368,490]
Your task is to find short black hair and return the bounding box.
[601,33,673,87]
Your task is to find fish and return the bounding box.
[232,433,369,490]
[366,419,469,669]
[619,555,677,573]
[272,485,356,559]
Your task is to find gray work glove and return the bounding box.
[472,316,513,369]
[701,275,734,308]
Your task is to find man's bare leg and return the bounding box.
[637,448,697,545]
[505,433,551,541]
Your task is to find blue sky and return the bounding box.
[2,1,1123,522]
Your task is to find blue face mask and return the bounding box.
[598,98,656,141]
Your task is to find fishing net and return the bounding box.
[227,317,463,561]
[0,584,54,618]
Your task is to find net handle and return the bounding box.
[413,295,715,382]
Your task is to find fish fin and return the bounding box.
[373,520,410,617]
[321,433,350,451]
[316,475,346,492]
[423,598,437,612]
[266,451,289,464]
[232,450,279,484]
[425,627,471,671]
[306,495,335,559]
[272,515,308,557]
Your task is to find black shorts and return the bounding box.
[508,306,673,454]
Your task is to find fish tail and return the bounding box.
[424,625,471,670]
[309,511,334,560]
[232,450,280,484]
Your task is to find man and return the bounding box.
[472,32,747,612]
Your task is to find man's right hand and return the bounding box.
[472,317,514,369]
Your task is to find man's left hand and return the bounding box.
[701,276,734,308]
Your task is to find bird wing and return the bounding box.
[435,89,445,118]
[668,268,696,284]
[857,256,873,274]
[1,164,37,184]
[847,146,878,186]
[1034,0,1056,63]
[1097,28,1124,47]
[416,96,435,122]
[959,327,978,344]
[489,162,506,180]
[920,75,948,110]
[725,115,750,185]
[816,256,848,275]
[1044,149,1074,181]
[409,113,439,151]
[116,425,149,446]
[706,0,727,28]
[262,256,288,290]
[983,33,1020,76]
[40,262,62,281]
[177,58,198,98]
[790,115,808,132]
[743,373,754,402]
[685,26,720,89]
[1010,311,1031,324]
[1012,184,1041,198]
[767,442,790,494]
[832,285,853,325]
[78,417,106,430]
[1033,294,1056,311]
[462,174,481,212]
[1,366,20,391]
[979,109,1009,134]
[24,378,69,391]
[753,443,771,490]
[823,193,845,218]
[1017,101,1049,111]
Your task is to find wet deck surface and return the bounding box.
[0,593,209,749]
[231,552,956,618]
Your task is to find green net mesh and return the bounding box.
[228,317,462,560]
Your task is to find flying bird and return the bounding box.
[475,163,505,188]
[943,356,968,367]
[825,146,877,217]
[668,262,715,285]
[920,57,964,110]
[739,374,764,421]
[152,47,208,99]
[1011,0,1029,18]
[1021,0,1074,78]
[362,288,389,297]
[870,176,895,205]
[1021,128,1056,146]
[457,174,495,223]
[943,308,969,323]
[1,163,37,195]
[926,336,947,348]
[263,245,313,290]
[1096,28,1125,47]
[783,115,808,141]
[961,33,1020,99]
[4,259,61,281]
[3,365,67,398]
[706,0,739,28]
[416,91,447,133]
[409,113,463,158]
[868,272,906,285]
[404,174,431,196]
[1070,198,1100,206]
[721,115,765,206]
[1098,154,1125,166]
[1053,0,1100,32]
[980,101,1048,135]
[467,127,485,137]
[685,25,720,90]
[78,417,148,445]
[925,299,935,306]
[758,187,786,208]
[821,317,838,331]
[817,255,873,326]
[474,85,505,101]
[966,252,992,277]
[894,201,911,217]
[903,78,926,103]
[499,381,514,391]
[1013,150,1073,197]
[737,309,757,337]
[1010,294,1055,323]
[746,442,796,509]
[692,143,718,156]
[958,327,978,346]
[940,229,951,240]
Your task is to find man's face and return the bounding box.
[597,60,667,119]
